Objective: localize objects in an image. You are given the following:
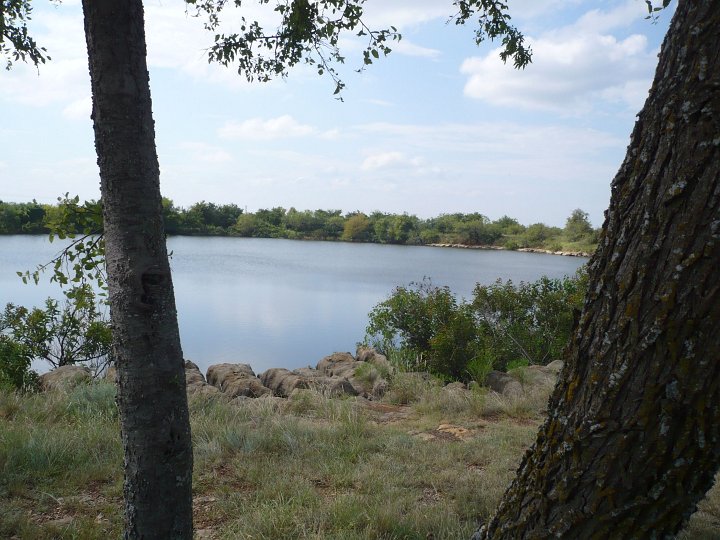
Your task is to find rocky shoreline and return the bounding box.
[38,347,565,402]
[427,243,592,258]
[39,347,394,401]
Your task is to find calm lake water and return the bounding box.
[0,235,587,375]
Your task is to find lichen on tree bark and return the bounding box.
[475,1,720,537]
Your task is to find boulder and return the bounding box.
[347,364,387,398]
[371,377,389,398]
[206,363,256,387]
[291,366,359,397]
[316,352,358,378]
[521,364,561,388]
[205,362,270,398]
[484,370,523,398]
[39,365,91,392]
[355,346,394,374]
[222,377,272,399]
[485,362,563,398]
[293,367,324,379]
[309,376,359,397]
[260,368,310,397]
[544,360,564,374]
[104,365,117,383]
[185,360,221,397]
[316,352,389,398]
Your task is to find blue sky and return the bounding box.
[0,0,673,227]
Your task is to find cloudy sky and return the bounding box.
[0,0,674,227]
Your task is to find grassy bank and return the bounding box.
[1,375,717,538]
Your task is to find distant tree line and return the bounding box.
[0,199,599,252]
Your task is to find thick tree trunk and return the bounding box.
[81,1,193,538]
[475,1,720,538]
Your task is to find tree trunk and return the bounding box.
[475,1,720,537]
[81,1,193,538]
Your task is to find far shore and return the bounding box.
[427,243,592,258]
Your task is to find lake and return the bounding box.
[0,235,587,375]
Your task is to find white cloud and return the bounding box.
[178,142,233,163]
[460,1,658,113]
[359,1,454,29]
[320,129,341,140]
[506,0,585,21]
[363,98,394,107]
[362,151,407,171]
[62,96,92,120]
[572,2,649,34]
[0,3,89,107]
[393,40,441,59]
[218,115,316,140]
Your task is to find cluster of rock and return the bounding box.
[483,360,564,398]
[516,247,591,258]
[184,346,392,400]
[37,350,564,403]
[38,365,93,391]
[428,243,590,258]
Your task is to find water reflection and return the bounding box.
[0,235,587,375]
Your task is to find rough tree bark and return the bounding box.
[475,1,719,537]
[81,1,193,538]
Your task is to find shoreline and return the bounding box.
[427,243,592,258]
[0,232,593,258]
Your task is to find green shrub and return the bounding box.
[365,279,479,380]
[0,285,111,373]
[365,268,587,381]
[472,269,587,371]
[466,352,494,386]
[0,337,37,391]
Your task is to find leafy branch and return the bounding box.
[0,0,51,70]
[17,194,107,296]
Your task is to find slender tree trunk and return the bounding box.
[474,1,720,537]
[81,1,193,538]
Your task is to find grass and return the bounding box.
[1,377,718,538]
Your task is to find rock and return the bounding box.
[544,360,564,374]
[354,346,375,363]
[206,363,270,398]
[485,362,563,397]
[355,346,394,375]
[371,378,389,398]
[249,394,286,411]
[187,383,222,397]
[185,361,206,386]
[436,423,473,440]
[185,361,221,397]
[348,364,388,399]
[484,370,523,398]
[316,352,358,378]
[39,365,91,392]
[260,368,310,397]
[521,365,559,387]
[293,367,324,379]
[104,365,117,383]
[206,363,256,387]
[444,381,467,391]
[309,376,359,397]
[222,377,272,399]
[317,352,389,399]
